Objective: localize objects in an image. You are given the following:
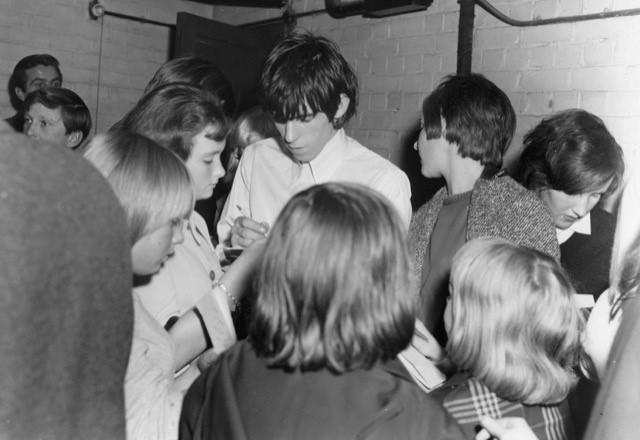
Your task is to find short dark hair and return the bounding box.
[260,31,358,128]
[250,182,416,373]
[422,73,516,171]
[517,109,624,196]
[24,87,91,141]
[225,105,283,172]
[143,56,236,118]
[9,54,62,108]
[117,83,229,161]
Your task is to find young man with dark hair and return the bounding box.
[5,54,62,132]
[217,31,411,248]
[23,87,91,150]
[410,73,559,345]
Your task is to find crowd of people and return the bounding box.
[1,29,637,440]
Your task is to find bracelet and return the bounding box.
[214,282,240,312]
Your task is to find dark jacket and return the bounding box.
[180,341,466,440]
[561,207,615,297]
[0,123,133,439]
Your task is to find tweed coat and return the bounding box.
[409,174,560,296]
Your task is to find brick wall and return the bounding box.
[0,0,213,132]
[1,0,637,176]
[212,0,640,177]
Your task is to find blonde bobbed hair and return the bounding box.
[447,238,584,405]
[83,131,194,243]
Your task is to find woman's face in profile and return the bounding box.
[186,124,226,200]
[131,218,185,275]
[540,179,612,230]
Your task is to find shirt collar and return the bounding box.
[305,129,348,183]
[557,212,591,244]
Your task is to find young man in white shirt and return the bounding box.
[217,31,412,248]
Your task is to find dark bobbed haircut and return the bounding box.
[260,31,358,128]
[24,87,92,141]
[422,73,516,171]
[516,109,624,196]
[117,83,229,161]
[8,54,62,108]
[250,183,416,373]
[143,56,236,117]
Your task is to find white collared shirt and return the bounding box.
[217,129,412,244]
[557,212,592,244]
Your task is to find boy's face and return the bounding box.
[24,103,70,148]
[275,110,337,163]
[414,128,449,179]
[16,65,62,101]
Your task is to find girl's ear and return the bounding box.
[66,130,83,149]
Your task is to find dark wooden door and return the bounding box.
[174,13,285,240]
[174,12,284,114]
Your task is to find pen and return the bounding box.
[225,205,247,227]
[236,204,269,233]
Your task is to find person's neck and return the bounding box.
[298,128,340,164]
[443,156,484,195]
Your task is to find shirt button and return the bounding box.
[209,270,216,281]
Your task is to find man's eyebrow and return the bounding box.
[29,75,61,85]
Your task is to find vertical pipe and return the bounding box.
[457,0,475,75]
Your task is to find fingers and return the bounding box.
[230,216,269,248]
[476,417,539,440]
[477,417,505,439]
[196,348,219,372]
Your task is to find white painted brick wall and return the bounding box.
[3,0,635,173]
[0,0,213,133]
[212,0,640,172]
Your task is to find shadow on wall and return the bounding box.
[398,120,445,212]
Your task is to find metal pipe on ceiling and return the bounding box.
[475,0,640,27]
[456,0,640,75]
[88,0,176,28]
